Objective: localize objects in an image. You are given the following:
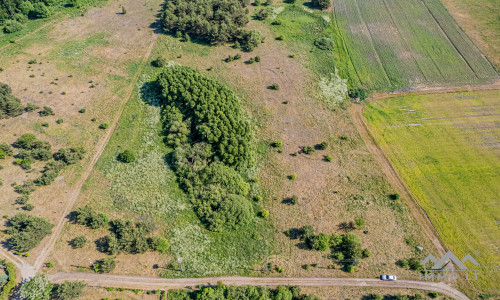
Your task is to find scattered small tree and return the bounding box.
[118,150,136,163]
[270,83,280,90]
[96,257,115,273]
[70,235,87,248]
[54,280,87,300]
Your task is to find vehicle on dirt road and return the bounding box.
[380,275,397,281]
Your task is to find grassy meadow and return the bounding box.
[334,0,498,91]
[364,90,500,295]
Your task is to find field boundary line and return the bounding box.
[350,104,446,256]
[419,0,478,79]
[350,0,392,86]
[31,30,159,273]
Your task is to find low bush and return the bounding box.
[348,88,367,101]
[288,173,297,180]
[325,154,333,162]
[39,106,55,116]
[302,146,315,154]
[70,235,87,248]
[152,56,167,68]
[118,150,136,163]
[270,83,279,90]
[314,37,334,50]
[54,147,86,165]
[315,141,328,150]
[99,122,109,129]
[0,143,13,156]
[54,280,87,300]
[25,103,40,112]
[78,108,86,113]
[71,206,108,229]
[3,20,24,33]
[255,9,268,20]
[95,257,115,273]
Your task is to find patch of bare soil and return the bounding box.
[0,0,161,272]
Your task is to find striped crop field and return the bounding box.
[364,90,500,296]
[333,0,499,91]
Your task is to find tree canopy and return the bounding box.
[156,66,256,231]
[0,82,24,119]
[160,0,262,50]
[6,213,54,252]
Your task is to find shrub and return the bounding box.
[71,206,108,229]
[0,142,13,156]
[24,204,34,211]
[56,118,64,124]
[70,235,87,248]
[255,56,260,62]
[25,103,40,112]
[46,262,54,268]
[121,6,126,14]
[271,140,282,148]
[330,233,342,246]
[348,88,367,101]
[54,147,86,165]
[325,154,333,162]
[16,195,29,205]
[152,56,167,68]
[0,149,5,159]
[247,57,255,64]
[362,248,371,258]
[6,213,54,252]
[233,53,241,60]
[0,262,16,299]
[255,9,268,20]
[315,141,328,150]
[99,122,109,129]
[259,209,269,218]
[103,220,154,254]
[78,108,86,113]
[270,83,279,90]
[14,180,36,195]
[30,2,52,19]
[397,259,410,269]
[341,233,362,259]
[332,251,344,261]
[428,292,440,299]
[32,148,52,161]
[302,146,314,154]
[389,193,401,200]
[290,195,298,205]
[346,264,355,273]
[54,281,87,300]
[288,173,297,180]
[39,106,55,116]
[365,294,383,300]
[311,233,331,251]
[311,0,331,10]
[3,20,24,33]
[354,217,365,229]
[314,37,334,50]
[118,149,136,163]
[240,29,262,52]
[96,257,115,273]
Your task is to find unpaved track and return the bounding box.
[49,273,470,300]
[350,104,446,256]
[32,31,159,273]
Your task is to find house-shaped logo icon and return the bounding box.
[421,250,479,270]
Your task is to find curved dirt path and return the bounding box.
[49,273,470,300]
[350,104,446,256]
[32,31,158,273]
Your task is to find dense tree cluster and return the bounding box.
[6,213,54,252]
[296,225,367,267]
[0,82,24,119]
[71,205,109,229]
[1,0,57,33]
[168,282,320,300]
[311,0,331,10]
[103,220,156,254]
[156,66,256,231]
[19,274,53,300]
[160,0,262,51]
[54,280,87,300]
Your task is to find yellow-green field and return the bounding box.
[364,90,500,295]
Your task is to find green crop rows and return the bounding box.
[334,0,499,91]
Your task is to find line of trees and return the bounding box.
[155,66,257,231]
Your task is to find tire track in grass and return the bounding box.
[32,31,159,274]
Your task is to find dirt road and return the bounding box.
[350,104,446,256]
[49,273,470,300]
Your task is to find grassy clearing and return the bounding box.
[334,0,498,91]
[0,0,107,48]
[364,90,500,296]
[59,37,273,278]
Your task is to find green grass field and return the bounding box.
[334,0,498,91]
[364,90,500,295]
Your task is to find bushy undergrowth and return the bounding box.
[160,0,262,51]
[318,69,348,108]
[156,65,257,231]
[6,213,54,252]
[168,282,320,300]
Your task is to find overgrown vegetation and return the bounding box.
[168,282,319,300]
[160,0,262,51]
[6,213,54,252]
[0,261,16,299]
[156,65,257,231]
